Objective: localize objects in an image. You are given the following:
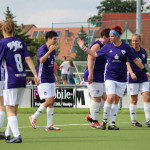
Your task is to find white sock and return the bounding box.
[130,104,137,123]
[8,116,20,137]
[5,124,12,137]
[0,111,5,129]
[103,101,112,122]
[99,99,105,111]
[144,102,150,122]
[90,100,101,122]
[47,107,54,127]
[32,104,46,119]
[109,104,119,125]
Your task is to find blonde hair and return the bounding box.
[132,33,142,41]
[3,19,15,35]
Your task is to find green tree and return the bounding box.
[73,26,88,61]
[88,0,148,27]
[4,6,33,46]
[4,6,16,21]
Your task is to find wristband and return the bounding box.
[142,68,148,74]
[81,46,88,52]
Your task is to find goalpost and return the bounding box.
[73,61,87,82]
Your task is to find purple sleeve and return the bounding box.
[96,44,107,57]
[127,57,131,63]
[126,45,136,61]
[144,50,147,64]
[37,47,46,60]
[0,42,7,60]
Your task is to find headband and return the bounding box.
[110,30,120,37]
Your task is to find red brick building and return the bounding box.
[30,26,100,59]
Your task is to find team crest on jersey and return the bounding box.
[142,54,145,59]
[96,90,99,94]
[121,50,126,55]
[44,91,47,95]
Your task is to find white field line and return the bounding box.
[2,122,144,129]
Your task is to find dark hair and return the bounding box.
[63,56,67,60]
[111,25,122,35]
[69,60,74,67]
[45,31,58,41]
[0,31,3,39]
[101,28,111,38]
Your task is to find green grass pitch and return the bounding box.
[0,108,150,150]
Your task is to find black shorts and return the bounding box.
[61,74,68,80]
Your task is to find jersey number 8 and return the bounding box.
[14,54,23,72]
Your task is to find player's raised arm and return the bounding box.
[77,38,98,57]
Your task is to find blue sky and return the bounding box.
[0,0,102,27]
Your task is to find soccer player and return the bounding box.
[0,27,5,139]
[77,25,150,130]
[0,19,39,143]
[84,28,110,129]
[29,31,60,131]
[127,34,150,127]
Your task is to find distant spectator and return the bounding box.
[73,74,79,85]
[80,77,86,85]
[59,56,69,84]
[68,60,75,84]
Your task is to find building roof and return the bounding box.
[95,13,150,52]
[20,24,37,35]
[30,26,100,59]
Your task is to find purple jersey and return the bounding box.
[84,40,107,82]
[127,47,148,83]
[0,37,30,89]
[0,40,4,81]
[96,42,136,82]
[37,44,55,84]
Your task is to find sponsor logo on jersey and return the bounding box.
[7,41,23,52]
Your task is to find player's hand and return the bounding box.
[34,76,40,86]
[131,73,137,81]
[77,38,84,49]
[146,72,150,80]
[56,79,60,85]
[88,74,93,84]
[49,45,56,53]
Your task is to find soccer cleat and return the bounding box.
[29,116,37,129]
[145,120,150,127]
[0,132,5,139]
[108,125,120,130]
[6,135,22,143]
[131,121,142,127]
[85,114,93,123]
[91,122,101,129]
[45,125,61,131]
[100,120,107,130]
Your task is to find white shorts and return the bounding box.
[105,80,127,97]
[3,88,25,106]
[38,83,56,99]
[127,82,149,95]
[0,81,4,96]
[86,82,106,97]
